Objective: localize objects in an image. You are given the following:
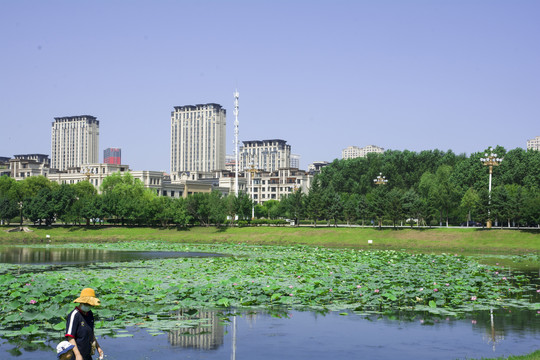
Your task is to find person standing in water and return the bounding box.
[65,288,104,360]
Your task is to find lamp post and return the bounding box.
[480,147,503,229]
[373,173,388,228]
[373,172,388,186]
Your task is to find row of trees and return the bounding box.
[0,147,539,228]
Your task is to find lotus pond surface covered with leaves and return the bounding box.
[0,242,538,342]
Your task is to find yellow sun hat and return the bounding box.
[73,288,100,306]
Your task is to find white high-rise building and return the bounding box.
[170,103,226,174]
[239,139,291,172]
[51,116,99,171]
[527,136,540,151]
[342,144,384,160]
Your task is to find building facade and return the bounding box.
[245,168,312,204]
[239,139,291,173]
[342,144,384,160]
[104,148,122,164]
[527,136,540,151]
[51,116,99,171]
[290,154,300,169]
[170,103,226,174]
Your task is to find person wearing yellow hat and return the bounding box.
[65,288,104,360]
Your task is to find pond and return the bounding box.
[0,246,228,266]
[1,308,539,359]
[0,244,538,359]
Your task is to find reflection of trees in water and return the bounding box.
[167,310,224,350]
[0,247,113,264]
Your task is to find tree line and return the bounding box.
[0,147,539,228]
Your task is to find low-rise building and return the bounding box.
[527,136,540,151]
[244,168,312,204]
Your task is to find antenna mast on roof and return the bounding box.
[234,90,240,196]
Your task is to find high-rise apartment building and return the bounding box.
[170,103,226,174]
[342,144,384,160]
[527,136,540,151]
[239,139,291,172]
[51,116,99,171]
[104,148,122,164]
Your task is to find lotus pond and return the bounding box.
[0,242,539,359]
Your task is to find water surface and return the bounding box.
[1,309,539,360]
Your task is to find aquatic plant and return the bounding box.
[0,242,538,343]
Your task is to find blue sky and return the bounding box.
[1,0,538,172]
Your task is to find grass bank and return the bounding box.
[1,225,538,254]
[483,350,540,360]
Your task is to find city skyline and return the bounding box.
[1,1,539,172]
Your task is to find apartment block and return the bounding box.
[51,115,99,171]
[104,148,122,164]
[239,139,291,173]
[342,144,384,160]
[527,136,540,151]
[170,104,226,174]
[245,168,312,204]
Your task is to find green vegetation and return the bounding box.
[0,242,538,341]
[1,226,539,254]
[1,147,539,228]
[481,350,540,360]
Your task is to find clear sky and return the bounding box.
[1,0,538,172]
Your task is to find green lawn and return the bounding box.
[1,225,539,254]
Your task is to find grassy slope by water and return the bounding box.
[1,225,539,254]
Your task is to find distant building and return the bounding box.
[290,154,300,169]
[104,148,121,164]
[51,115,99,171]
[0,157,10,177]
[342,144,384,160]
[9,158,50,180]
[308,161,329,173]
[239,139,291,173]
[14,154,50,165]
[245,168,312,204]
[170,103,226,174]
[527,136,540,151]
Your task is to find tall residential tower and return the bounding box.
[170,103,226,174]
[51,115,99,171]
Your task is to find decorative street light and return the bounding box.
[480,147,503,228]
[373,172,388,228]
[373,172,388,186]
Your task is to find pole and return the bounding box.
[234,90,239,197]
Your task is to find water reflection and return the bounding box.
[168,310,224,350]
[1,308,539,360]
[0,246,227,265]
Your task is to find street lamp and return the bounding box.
[373,173,388,228]
[373,173,388,186]
[480,147,503,228]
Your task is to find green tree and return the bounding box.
[385,188,404,228]
[460,187,480,226]
[305,178,325,226]
[280,189,304,226]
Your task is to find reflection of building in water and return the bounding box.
[168,310,224,350]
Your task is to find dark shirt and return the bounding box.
[65,307,95,360]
